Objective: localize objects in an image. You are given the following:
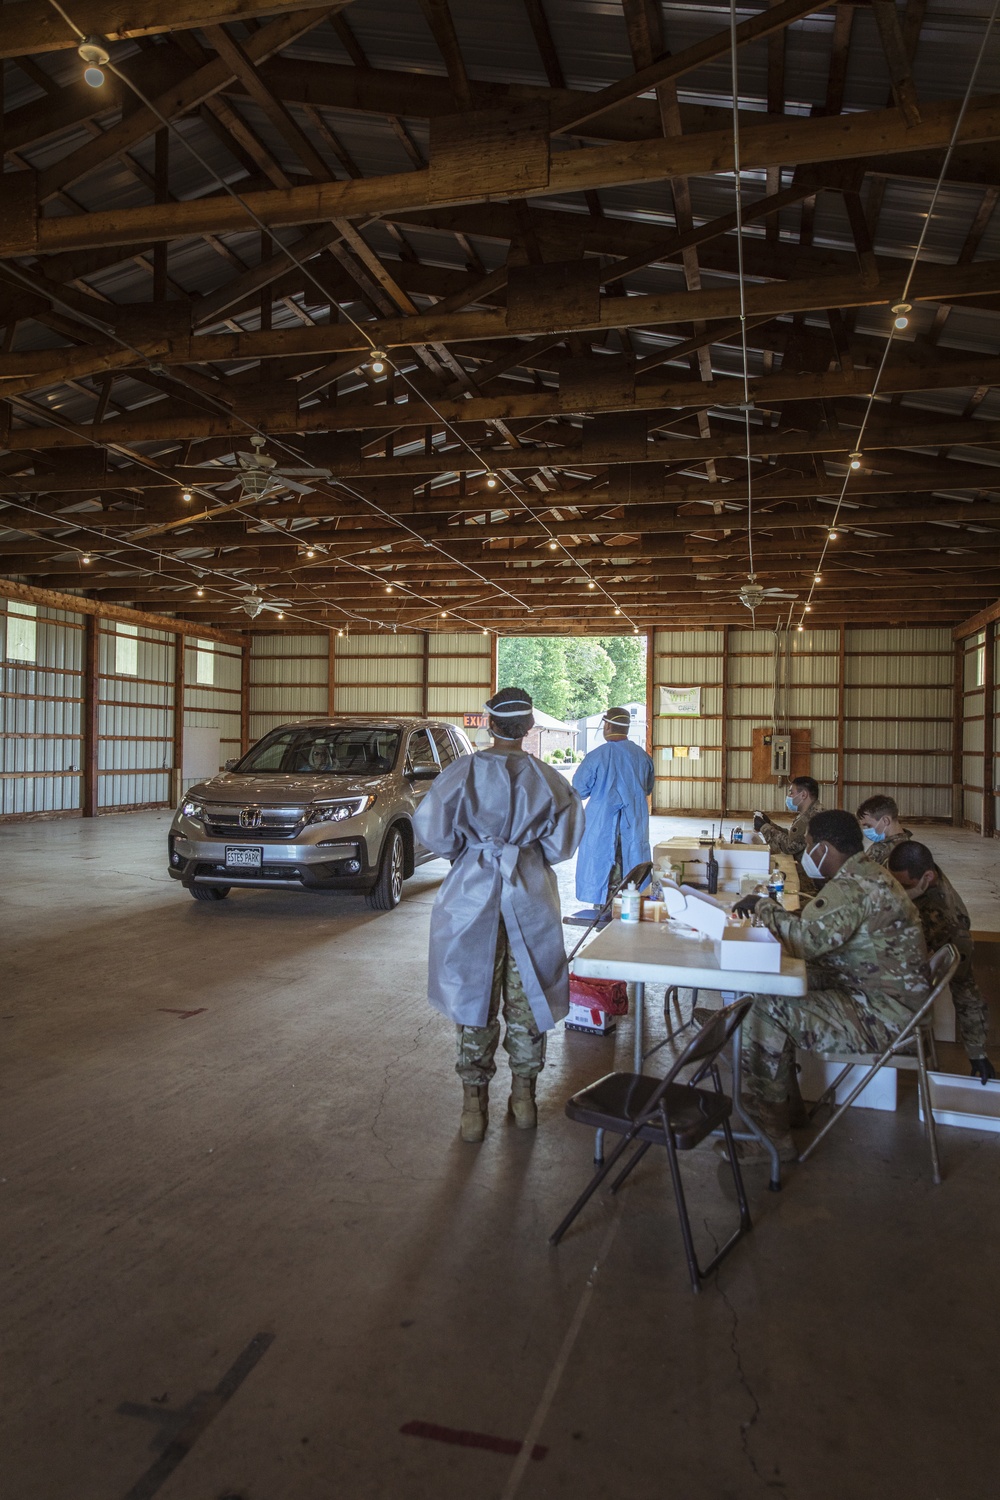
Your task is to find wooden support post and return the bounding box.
[719,625,729,822]
[983,619,995,838]
[837,623,846,804]
[82,615,99,817]
[240,640,251,753]
[490,633,498,696]
[645,628,654,756]
[327,629,337,717]
[172,632,185,805]
[421,631,430,717]
[952,638,965,828]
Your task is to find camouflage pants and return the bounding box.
[743,988,902,1107]
[953,977,990,1058]
[455,917,546,1085]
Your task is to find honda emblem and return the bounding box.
[239,805,263,829]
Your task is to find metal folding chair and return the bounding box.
[550,999,755,1294]
[798,944,961,1184]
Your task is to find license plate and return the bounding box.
[225,846,262,868]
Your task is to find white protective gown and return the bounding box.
[413,748,585,1029]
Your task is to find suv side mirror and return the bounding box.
[224,759,238,771]
[408,764,440,780]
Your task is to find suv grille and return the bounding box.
[203,803,305,840]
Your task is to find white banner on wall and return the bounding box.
[658,685,701,717]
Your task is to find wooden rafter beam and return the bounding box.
[9,94,1000,255]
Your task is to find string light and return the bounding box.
[848,452,862,470]
[386,584,393,592]
[485,472,498,490]
[892,301,911,330]
[81,553,92,564]
[797,623,805,633]
[549,541,557,550]
[196,586,205,597]
[828,529,839,541]
[181,490,192,502]
[587,581,596,590]
[814,573,822,583]
[614,607,621,616]
[78,35,109,88]
[441,611,448,617]
[368,350,387,376]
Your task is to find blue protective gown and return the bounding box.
[573,737,655,904]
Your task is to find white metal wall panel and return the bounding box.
[845,626,953,821]
[961,631,986,827]
[427,632,492,725]
[249,632,328,743]
[183,640,243,790]
[332,632,422,717]
[97,624,173,809]
[652,629,723,812]
[1,603,84,817]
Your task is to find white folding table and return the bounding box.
[571,918,808,1189]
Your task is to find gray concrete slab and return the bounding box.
[2,811,999,1500]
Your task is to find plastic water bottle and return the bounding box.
[621,884,641,923]
[767,869,785,903]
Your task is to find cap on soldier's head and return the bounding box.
[484,686,535,737]
[603,707,631,730]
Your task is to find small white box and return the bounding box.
[919,1071,1000,1132]
[797,1052,897,1111]
[565,1001,616,1035]
[719,925,783,973]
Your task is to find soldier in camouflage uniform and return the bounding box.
[754,775,824,858]
[856,793,912,866]
[729,809,930,1162]
[456,918,548,1086]
[888,841,996,1083]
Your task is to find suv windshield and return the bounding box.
[236,726,402,776]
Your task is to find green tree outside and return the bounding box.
[496,635,647,721]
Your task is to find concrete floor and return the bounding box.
[4,811,1000,1500]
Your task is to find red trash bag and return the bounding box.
[569,975,629,1015]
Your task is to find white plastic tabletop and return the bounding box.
[572,918,808,997]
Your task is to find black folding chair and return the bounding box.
[565,860,654,959]
[550,998,755,1293]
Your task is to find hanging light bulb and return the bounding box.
[482,628,488,636]
[81,553,92,564]
[386,585,393,593]
[828,528,839,541]
[891,301,911,330]
[814,573,822,583]
[181,490,193,503]
[441,610,448,618]
[632,625,639,635]
[587,581,596,590]
[304,547,316,559]
[368,349,387,375]
[196,586,205,597]
[797,623,805,633]
[277,611,285,620]
[848,452,862,470]
[549,541,557,551]
[805,604,812,612]
[337,628,345,637]
[78,36,110,88]
[614,607,621,616]
[485,472,498,490]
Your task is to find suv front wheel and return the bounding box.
[367,827,405,910]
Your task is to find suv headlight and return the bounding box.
[306,795,375,825]
[180,797,205,821]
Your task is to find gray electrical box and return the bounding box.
[770,733,792,778]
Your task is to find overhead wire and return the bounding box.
[38,0,639,631]
[795,0,1000,630]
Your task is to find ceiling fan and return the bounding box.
[696,574,799,610]
[181,435,331,501]
[232,586,293,619]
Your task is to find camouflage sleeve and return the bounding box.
[754,878,861,961]
[918,901,954,954]
[760,818,806,857]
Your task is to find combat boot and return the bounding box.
[460,1083,489,1143]
[716,1099,797,1165]
[508,1074,538,1129]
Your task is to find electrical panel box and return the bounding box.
[770,733,792,777]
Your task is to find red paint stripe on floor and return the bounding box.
[400,1421,547,1461]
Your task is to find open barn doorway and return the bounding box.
[496,635,648,772]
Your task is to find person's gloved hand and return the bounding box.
[732,893,763,918]
[753,812,771,831]
[970,1057,996,1086]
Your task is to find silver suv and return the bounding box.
[167,717,472,909]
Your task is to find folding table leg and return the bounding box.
[724,1008,782,1192]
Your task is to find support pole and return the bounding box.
[240,640,251,753]
[82,615,99,817]
[984,619,995,838]
[172,632,185,806]
[952,638,964,828]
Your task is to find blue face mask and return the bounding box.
[784,796,799,812]
[863,827,885,843]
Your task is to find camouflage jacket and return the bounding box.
[754,852,930,1025]
[760,799,824,858]
[863,828,912,866]
[913,865,975,980]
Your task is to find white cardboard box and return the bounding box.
[918,1071,1000,1132]
[565,1001,616,1035]
[797,1052,897,1111]
[719,925,783,972]
[655,839,771,885]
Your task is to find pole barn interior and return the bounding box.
[3,2,1000,1496]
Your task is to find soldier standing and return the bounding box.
[730,809,930,1162]
[753,775,824,858]
[856,793,912,865]
[413,687,585,1143]
[888,841,996,1084]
